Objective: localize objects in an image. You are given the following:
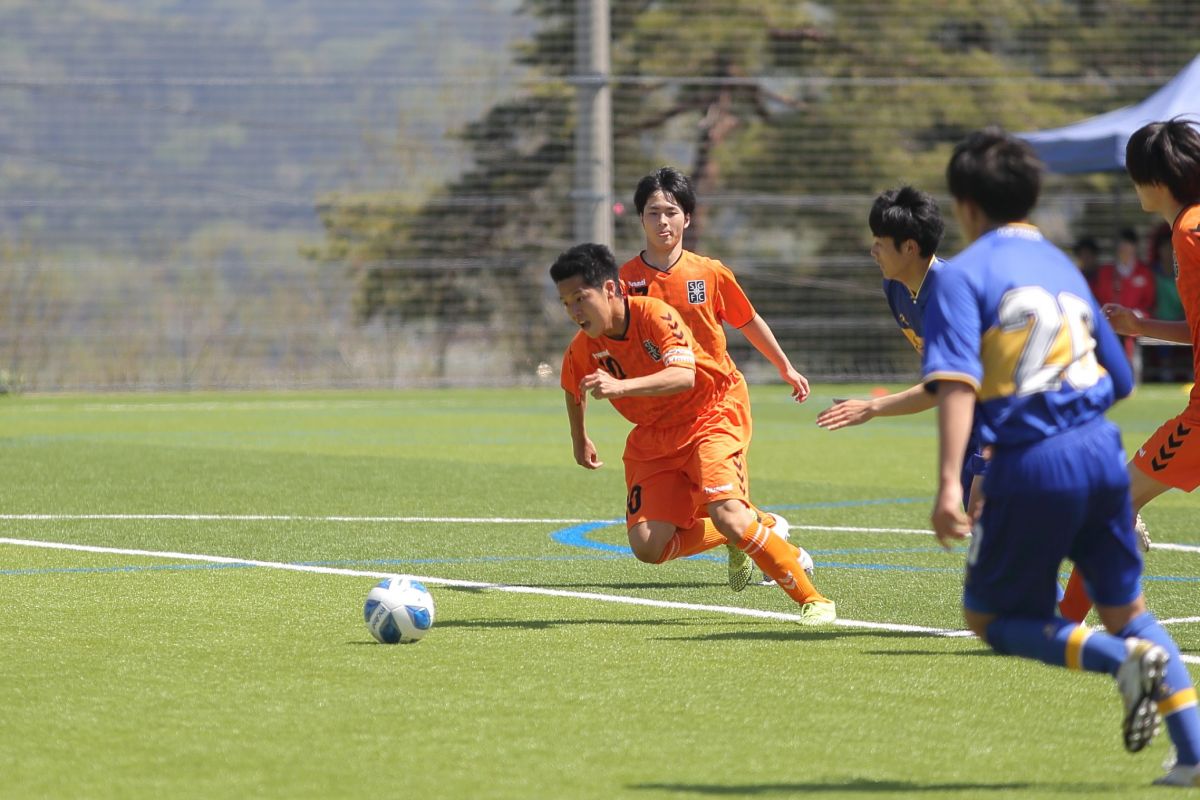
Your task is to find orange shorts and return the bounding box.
[622,391,752,531]
[1133,407,1200,492]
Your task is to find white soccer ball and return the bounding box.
[363,577,435,644]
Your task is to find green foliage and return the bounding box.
[313,0,1199,375]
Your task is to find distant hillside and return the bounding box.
[0,0,530,251]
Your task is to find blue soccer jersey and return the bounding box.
[885,258,986,488]
[922,224,1133,447]
[882,257,946,355]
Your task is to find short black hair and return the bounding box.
[549,243,620,291]
[946,127,1042,223]
[1073,235,1099,255]
[1125,118,1200,205]
[634,167,697,216]
[868,186,945,258]
[1117,227,1139,244]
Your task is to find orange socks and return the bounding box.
[655,518,727,563]
[736,519,824,604]
[1059,567,1092,623]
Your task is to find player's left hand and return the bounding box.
[580,370,623,400]
[1101,303,1143,336]
[931,484,970,551]
[782,368,809,403]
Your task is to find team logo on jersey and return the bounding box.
[686,280,706,304]
[642,340,662,361]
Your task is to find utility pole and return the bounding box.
[572,0,613,247]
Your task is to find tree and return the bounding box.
[313,0,1200,380]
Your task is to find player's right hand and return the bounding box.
[815,398,874,431]
[580,370,623,400]
[574,438,603,470]
[931,484,970,551]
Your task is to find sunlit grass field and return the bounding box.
[1,384,1196,799]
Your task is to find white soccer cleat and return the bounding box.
[1135,513,1152,553]
[761,511,790,541]
[797,546,815,578]
[1116,638,1168,753]
[1154,764,1200,788]
[756,512,814,585]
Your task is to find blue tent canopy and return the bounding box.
[1019,55,1200,174]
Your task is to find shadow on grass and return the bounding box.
[436,617,708,630]
[861,647,996,657]
[651,628,958,643]
[629,778,1124,795]
[445,581,729,591]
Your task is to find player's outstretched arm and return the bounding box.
[564,390,603,469]
[737,314,809,402]
[1103,303,1192,344]
[816,383,936,430]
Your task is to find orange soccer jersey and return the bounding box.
[559,295,750,530]
[619,250,756,375]
[1175,204,1200,410]
[559,295,735,429]
[1132,204,1200,492]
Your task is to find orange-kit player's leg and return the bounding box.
[654,517,727,563]
[1061,409,1200,622]
[732,516,826,604]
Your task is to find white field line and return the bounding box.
[7,535,1200,666]
[6,515,1199,555]
[0,514,600,524]
[0,535,972,638]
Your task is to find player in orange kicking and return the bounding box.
[552,242,835,625]
[620,167,812,590]
[1058,119,1200,627]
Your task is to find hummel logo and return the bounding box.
[778,571,798,591]
[703,484,734,495]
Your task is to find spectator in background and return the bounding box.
[1150,222,1185,321]
[1093,228,1156,359]
[1073,235,1103,297]
[1143,222,1192,381]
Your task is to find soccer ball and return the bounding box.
[363,577,435,644]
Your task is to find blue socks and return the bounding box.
[1119,612,1200,766]
[985,617,1127,672]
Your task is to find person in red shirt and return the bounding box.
[1092,228,1157,359]
[553,242,835,625]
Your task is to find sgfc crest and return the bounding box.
[686,279,706,304]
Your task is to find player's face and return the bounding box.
[557,275,617,339]
[640,191,690,253]
[870,236,909,280]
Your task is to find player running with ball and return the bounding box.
[552,242,835,625]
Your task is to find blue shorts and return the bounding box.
[963,417,1143,617]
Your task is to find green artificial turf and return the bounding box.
[0,385,1195,798]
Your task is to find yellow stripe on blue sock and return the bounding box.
[1065,625,1091,671]
[1161,687,1199,716]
